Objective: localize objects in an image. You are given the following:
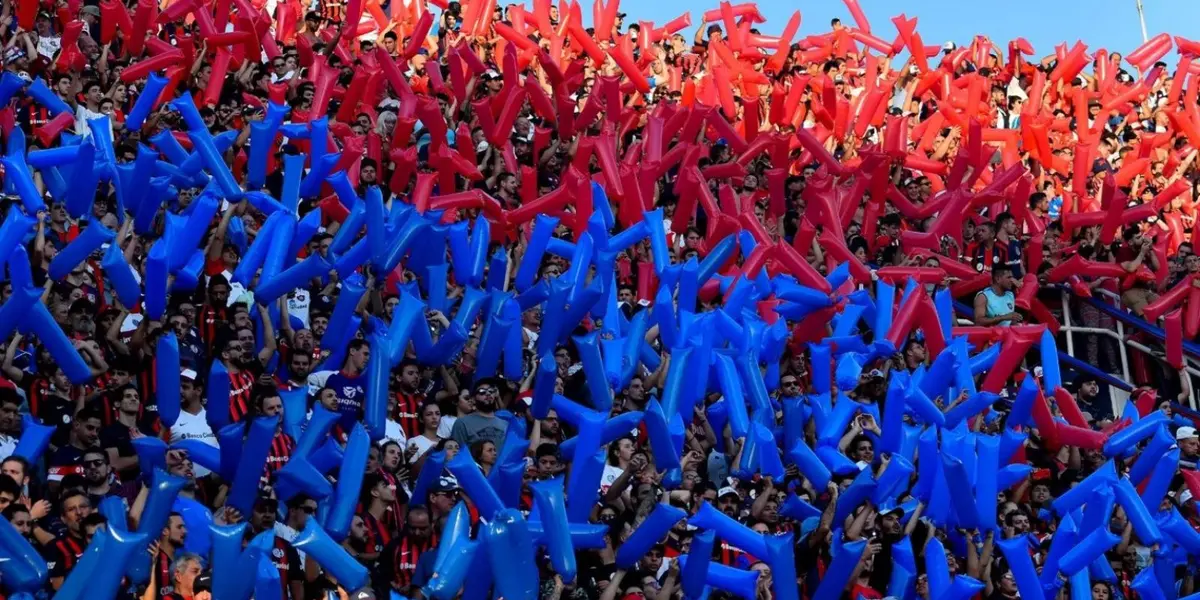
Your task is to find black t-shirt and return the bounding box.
[100,421,155,482]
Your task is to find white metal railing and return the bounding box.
[1058,288,1200,412]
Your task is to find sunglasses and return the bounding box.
[84,459,106,468]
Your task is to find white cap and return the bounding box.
[1177,426,1198,441]
[718,486,740,499]
[181,369,198,381]
[942,41,956,51]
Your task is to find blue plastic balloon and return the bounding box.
[0,71,27,106]
[410,450,446,507]
[997,535,1044,600]
[11,413,54,464]
[24,301,91,383]
[1104,411,1167,457]
[247,103,289,189]
[446,449,505,520]
[206,361,232,431]
[616,503,688,569]
[362,332,390,441]
[126,72,169,131]
[0,207,35,264]
[1115,475,1163,545]
[226,417,277,516]
[681,529,715,599]
[154,332,182,427]
[27,77,71,115]
[1130,426,1174,485]
[529,476,578,582]
[1132,567,1167,600]
[677,555,758,599]
[292,519,369,592]
[0,509,48,592]
[55,524,148,600]
[255,252,333,305]
[1059,526,1120,576]
[483,509,539,600]
[48,222,114,281]
[326,424,369,541]
[689,501,768,558]
[127,469,185,584]
[1140,447,1179,512]
[812,538,865,600]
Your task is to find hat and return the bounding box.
[432,476,460,493]
[80,5,100,17]
[483,69,502,81]
[181,369,198,381]
[194,572,213,593]
[1177,426,1198,441]
[942,41,956,52]
[350,589,377,600]
[717,486,740,500]
[878,503,904,517]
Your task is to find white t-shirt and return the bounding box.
[437,416,457,439]
[383,419,406,448]
[0,434,16,462]
[36,35,61,60]
[407,435,438,463]
[76,105,109,139]
[286,288,311,328]
[600,464,624,493]
[168,409,218,477]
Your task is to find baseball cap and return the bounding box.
[350,589,377,600]
[80,5,100,16]
[181,369,198,381]
[1177,426,1198,441]
[432,476,460,493]
[942,41,956,52]
[717,486,740,500]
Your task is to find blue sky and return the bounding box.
[617,0,1200,62]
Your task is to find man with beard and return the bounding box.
[197,275,233,348]
[305,514,371,598]
[450,378,508,452]
[82,448,137,506]
[0,389,20,459]
[165,370,218,478]
[279,349,314,394]
[43,490,93,590]
[212,333,260,424]
[151,513,189,599]
[47,407,103,491]
[392,359,425,440]
[382,505,436,597]
[246,495,304,600]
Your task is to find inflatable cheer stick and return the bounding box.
[530,477,579,583]
[226,417,277,516]
[55,526,148,600]
[689,501,769,558]
[813,539,867,600]
[12,415,54,464]
[49,222,115,280]
[25,301,91,383]
[0,513,47,592]
[1114,475,1162,545]
[292,519,369,592]
[483,509,539,600]
[615,503,688,568]
[126,468,186,584]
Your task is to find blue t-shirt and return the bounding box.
[323,371,366,430]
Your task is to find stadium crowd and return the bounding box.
[2,0,1200,599]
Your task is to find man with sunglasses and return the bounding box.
[82,448,136,506]
[450,378,508,452]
